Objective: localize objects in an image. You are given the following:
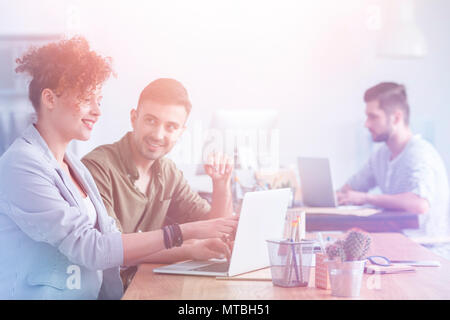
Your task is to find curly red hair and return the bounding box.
[15,36,114,110]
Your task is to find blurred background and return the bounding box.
[1,0,449,193]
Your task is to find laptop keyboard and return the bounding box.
[193,261,230,273]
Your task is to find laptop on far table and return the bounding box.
[297,157,376,212]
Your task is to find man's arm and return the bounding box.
[208,182,233,219]
[83,155,234,265]
[338,145,440,215]
[204,152,234,219]
[337,186,429,214]
[336,156,377,204]
[339,158,377,193]
[366,192,429,214]
[166,153,234,224]
[132,154,234,265]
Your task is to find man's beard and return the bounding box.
[372,126,393,142]
[139,144,165,161]
[131,134,166,161]
[139,137,172,161]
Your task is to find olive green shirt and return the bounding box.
[81,132,211,234]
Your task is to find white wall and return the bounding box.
[1,0,449,188]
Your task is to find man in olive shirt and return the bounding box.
[82,78,234,287]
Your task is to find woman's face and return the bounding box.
[49,88,103,142]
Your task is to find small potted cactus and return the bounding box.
[325,230,371,297]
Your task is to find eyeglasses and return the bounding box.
[366,255,391,266]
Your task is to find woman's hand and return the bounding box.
[180,215,239,241]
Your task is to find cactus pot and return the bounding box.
[326,260,366,297]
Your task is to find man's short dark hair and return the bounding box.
[137,78,192,114]
[364,82,410,125]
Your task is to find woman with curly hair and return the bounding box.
[0,36,237,299]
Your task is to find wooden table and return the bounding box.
[122,233,450,300]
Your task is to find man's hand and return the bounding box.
[181,215,239,240]
[188,238,232,261]
[204,152,233,184]
[336,189,369,206]
[204,152,234,219]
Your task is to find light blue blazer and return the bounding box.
[0,125,124,299]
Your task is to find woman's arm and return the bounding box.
[1,153,238,270]
[121,216,239,266]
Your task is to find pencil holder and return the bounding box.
[266,239,315,287]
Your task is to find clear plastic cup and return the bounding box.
[327,260,366,297]
[266,239,315,287]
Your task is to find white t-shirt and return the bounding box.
[82,195,103,281]
[83,195,97,226]
[347,135,450,239]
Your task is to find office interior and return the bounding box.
[1,0,450,300]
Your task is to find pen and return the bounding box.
[317,232,325,254]
[389,260,441,267]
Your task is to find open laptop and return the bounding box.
[297,157,367,209]
[153,188,291,277]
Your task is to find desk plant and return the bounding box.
[325,231,371,297]
[326,231,371,262]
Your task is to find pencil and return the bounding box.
[289,220,300,284]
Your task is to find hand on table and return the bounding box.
[184,215,239,240]
[336,189,369,206]
[188,238,233,261]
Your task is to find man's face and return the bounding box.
[364,100,393,142]
[131,100,188,161]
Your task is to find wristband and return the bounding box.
[162,226,172,249]
[171,223,183,247]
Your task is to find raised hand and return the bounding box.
[204,151,233,184]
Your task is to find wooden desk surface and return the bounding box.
[122,233,450,300]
